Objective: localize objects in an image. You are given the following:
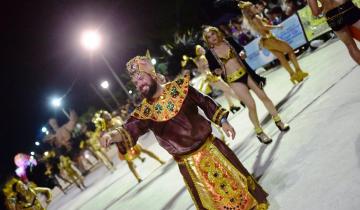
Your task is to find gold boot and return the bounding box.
[290,73,302,84]
[296,70,309,81]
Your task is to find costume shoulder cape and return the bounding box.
[131,73,190,121]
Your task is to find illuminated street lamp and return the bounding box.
[50,97,70,119]
[100,80,109,89]
[80,29,132,101]
[51,98,61,107]
[151,58,157,65]
[35,141,40,146]
[30,151,35,156]
[100,80,120,107]
[81,30,101,51]
[41,126,48,133]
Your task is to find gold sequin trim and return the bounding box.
[131,74,190,121]
[256,202,269,210]
[212,107,228,125]
[179,136,258,210]
[227,68,246,83]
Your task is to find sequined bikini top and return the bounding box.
[219,48,237,63]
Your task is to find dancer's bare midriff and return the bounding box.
[224,58,244,75]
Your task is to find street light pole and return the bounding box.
[51,97,70,119]
[61,108,70,119]
[80,30,133,102]
[100,54,133,100]
[90,83,114,111]
[106,88,121,107]
[100,80,121,108]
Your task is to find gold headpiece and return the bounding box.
[238,1,252,9]
[126,54,156,78]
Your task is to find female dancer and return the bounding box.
[308,0,360,64]
[194,44,242,113]
[203,26,289,144]
[94,110,165,183]
[239,1,309,84]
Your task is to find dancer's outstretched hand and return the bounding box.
[100,130,123,148]
[100,133,112,148]
[221,122,236,140]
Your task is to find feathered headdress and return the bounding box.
[2,177,19,198]
[92,110,108,132]
[163,29,202,78]
[238,1,252,9]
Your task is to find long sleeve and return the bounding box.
[188,86,229,126]
[123,116,150,144]
[114,116,150,154]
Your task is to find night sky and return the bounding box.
[2,0,240,183]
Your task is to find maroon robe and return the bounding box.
[115,74,268,210]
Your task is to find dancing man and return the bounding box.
[100,55,269,209]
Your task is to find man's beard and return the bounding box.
[141,81,158,99]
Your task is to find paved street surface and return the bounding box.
[48,40,360,210]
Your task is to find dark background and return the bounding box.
[2,0,242,183]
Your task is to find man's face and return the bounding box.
[131,72,158,99]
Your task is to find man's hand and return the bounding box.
[100,130,123,148]
[221,121,236,140]
[100,133,112,148]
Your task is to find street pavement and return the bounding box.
[48,39,360,210]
